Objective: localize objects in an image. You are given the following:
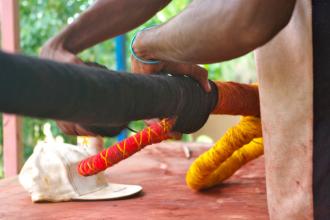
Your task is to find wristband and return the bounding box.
[130,26,161,65]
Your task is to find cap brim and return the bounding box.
[72,183,142,200]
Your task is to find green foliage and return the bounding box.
[17,0,198,162]
[0,0,256,177]
[0,115,2,146]
[0,157,2,178]
[20,0,93,55]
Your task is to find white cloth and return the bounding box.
[19,141,142,202]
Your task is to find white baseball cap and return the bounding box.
[19,141,142,202]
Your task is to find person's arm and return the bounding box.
[133,0,296,64]
[40,0,171,62]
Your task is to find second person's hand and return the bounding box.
[131,55,211,93]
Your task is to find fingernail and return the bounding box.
[207,83,211,92]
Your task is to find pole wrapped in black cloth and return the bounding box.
[0,51,217,134]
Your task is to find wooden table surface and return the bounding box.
[0,141,268,220]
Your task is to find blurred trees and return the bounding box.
[0,0,256,177]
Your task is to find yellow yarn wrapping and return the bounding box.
[186,116,263,190]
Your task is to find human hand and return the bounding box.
[131,29,210,136]
[40,40,86,136]
[130,56,211,93]
[40,39,83,64]
[131,56,197,139]
[56,121,96,136]
[130,28,211,92]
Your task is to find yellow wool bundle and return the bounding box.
[186,116,263,190]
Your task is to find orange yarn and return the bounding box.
[212,82,260,117]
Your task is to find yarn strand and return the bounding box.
[186,116,263,190]
[78,118,176,176]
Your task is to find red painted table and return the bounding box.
[0,141,268,220]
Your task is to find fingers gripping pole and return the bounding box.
[78,118,176,176]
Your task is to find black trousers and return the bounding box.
[313,0,330,219]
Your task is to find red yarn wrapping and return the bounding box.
[212,82,260,117]
[78,118,175,176]
[78,82,260,176]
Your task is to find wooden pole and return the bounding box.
[0,0,23,177]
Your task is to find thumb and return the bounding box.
[165,63,212,92]
[190,65,212,92]
[69,54,84,65]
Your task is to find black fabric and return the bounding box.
[313,1,330,219]
[0,51,217,134]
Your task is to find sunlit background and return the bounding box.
[0,0,256,177]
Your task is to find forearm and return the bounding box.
[46,0,171,54]
[134,0,296,64]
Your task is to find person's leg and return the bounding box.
[256,0,314,218]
